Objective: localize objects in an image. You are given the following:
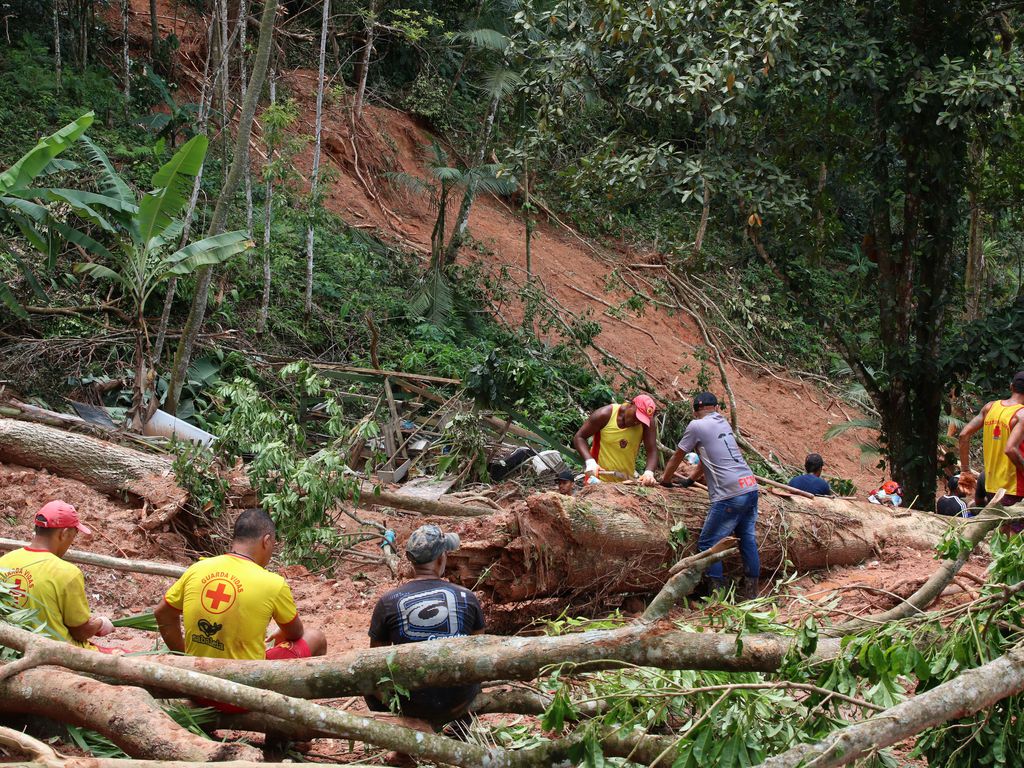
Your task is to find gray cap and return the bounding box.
[405,524,461,564]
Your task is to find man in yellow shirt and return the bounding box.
[960,372,1024,511]
[154,508,326,663]
[0,501,114,649]
[573,394,659,485]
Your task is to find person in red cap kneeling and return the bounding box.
[573,394,660,485]
[0,501,115,650]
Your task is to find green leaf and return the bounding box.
[0,112,94,195]
[7,249,47,301]
[133,134,208,248]
[456,27,511,52]
[0,281,28,319]
[162,230,252,277]
[45,189,130,232]
[48,219,115,262]
[79,136,135,205]
[74,261,130,292]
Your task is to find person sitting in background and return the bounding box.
[868,480,903,507]
[788,453,833,496]
[365,524,485,733]
[555,469,576,496]
[0,501,115,651]
[936,475,972,517]
[154,508,326,703]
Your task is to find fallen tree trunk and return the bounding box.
[150,620,842,698]
[0,622,508,768]
[0,419,185,523]
[760,640,1024,768]
[359,485,495,517]
[441,484,951,602]
[0,724,676,768]
[0,667,259,761]
[0,538,186,578]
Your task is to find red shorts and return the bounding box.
[265,637,311,660]
[199,638,313,713]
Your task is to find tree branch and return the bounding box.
[760,640,1024,768]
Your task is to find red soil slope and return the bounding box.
[126,5,879,491]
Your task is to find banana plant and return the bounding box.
[69,135,253,426]
[0,112,95,318]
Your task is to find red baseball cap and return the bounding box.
[633,394,657,427]
[35,500,92,535]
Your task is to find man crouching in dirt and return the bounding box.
[154,508,327,710]
[660,392,761,601]
[0,501,116,651]
[365,524,485,763]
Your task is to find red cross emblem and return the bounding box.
[202,580,237,614]
[10,575,27,607]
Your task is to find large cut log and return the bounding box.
[0,667,259,761]
[439,484,952,602]
[0,418,185,522]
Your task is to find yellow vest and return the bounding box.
[592,403,643,482]
[983,400,1024,496]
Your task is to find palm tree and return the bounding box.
[389,142,515,325]
[65,136,252,426]
[443,2,524,265]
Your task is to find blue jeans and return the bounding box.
[697,490,760,578]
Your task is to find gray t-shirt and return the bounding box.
[678,412,758,502]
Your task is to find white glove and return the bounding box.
[585,458,601,475]
[95,616,115,637]
[640,470,657,486]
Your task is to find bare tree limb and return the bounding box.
[760,640,1024,768]
[0,538,185,578]
[831,490,1008,634]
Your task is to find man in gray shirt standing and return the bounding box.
[660,392,761,599]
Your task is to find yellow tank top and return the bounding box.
[983,400,1024,496]
[592,403,643,482]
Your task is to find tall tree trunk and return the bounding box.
[352,0,376,122]
[870,13,966,510]
[217,0,230,171]
[965,144,986,322]
[121,0,131,107]
[444,88,501,265]
[165,0,278,414]
[238,0,254,241]
[693,177,710,254]
[257,66,276,336]
[303,0,329,319]
[153,12,217,364]
[149,0,159,54]
[523,153,532,278]
[52,0,62,89]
